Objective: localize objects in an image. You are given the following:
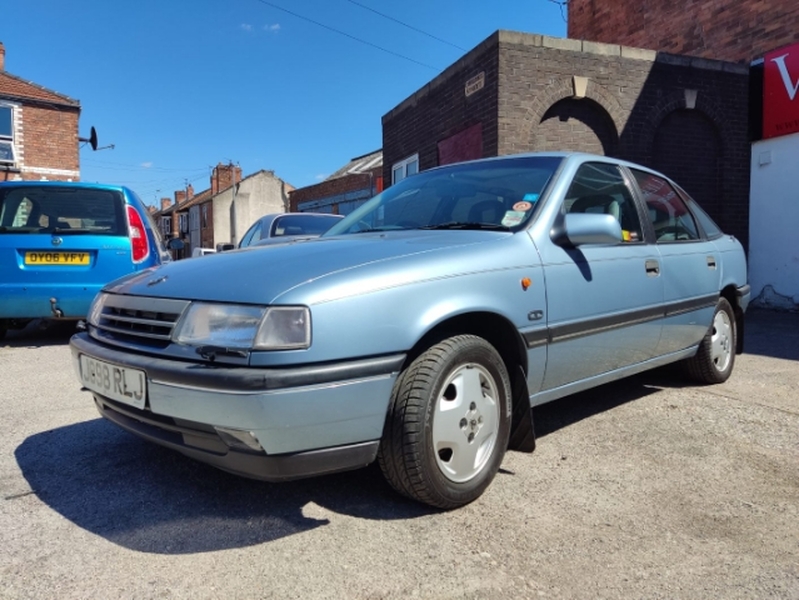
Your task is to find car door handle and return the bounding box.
[645,259,660,276]
[707,256,717,270]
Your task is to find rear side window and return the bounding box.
[0,186,126,235]
[674,184,724,239]
[630,170,700,242]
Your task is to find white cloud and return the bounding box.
[240,23,253,32]
[315,174,327,181]
[264,23,281,32]
[141,162,153,168]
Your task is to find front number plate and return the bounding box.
[80,355,147,410]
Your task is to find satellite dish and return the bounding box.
[79,126,98,151]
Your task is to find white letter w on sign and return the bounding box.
[771,54,799,101]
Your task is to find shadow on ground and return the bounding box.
[14,419,433,555]
[2,319,78,348]
[15,369,672,555]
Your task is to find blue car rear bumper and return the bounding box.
[0,282,101,319]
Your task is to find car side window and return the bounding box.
[630,169,700,242]
[563,162,643,243]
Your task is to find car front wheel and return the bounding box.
[378,335,512,509]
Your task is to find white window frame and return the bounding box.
[178,213,188,233]
[392,153,419,184]
[0,102,18,166]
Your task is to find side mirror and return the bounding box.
[166,238,184,250]
[551,213,623,247]
[216,243,235,252]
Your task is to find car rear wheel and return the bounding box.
[684,297,736,384]
[378,335,511,509]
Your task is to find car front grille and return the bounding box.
[94,294,190,348]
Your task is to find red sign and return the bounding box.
[763,42,799,140]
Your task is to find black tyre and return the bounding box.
[378,335,512,509]
[684,297,736,384]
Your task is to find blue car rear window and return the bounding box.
[0,186,126,235]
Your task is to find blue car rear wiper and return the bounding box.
[419,221,510,231]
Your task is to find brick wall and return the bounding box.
[1,103,79,182]
[382,34,500,187]
[568,0,799,63]
[289,170,381,212]
[382,31,751,249]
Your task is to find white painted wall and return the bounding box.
[749,131,799,309]
[212,171,290,247]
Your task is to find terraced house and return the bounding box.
[0,42,82,182]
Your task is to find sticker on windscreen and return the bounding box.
[501,211,526,227]
[523,193,540,202]
[512,201,533,212]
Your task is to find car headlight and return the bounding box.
[173,303,311,350]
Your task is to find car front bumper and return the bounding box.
[70,332,404,481]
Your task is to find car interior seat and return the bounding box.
[467,200,505,224]
[570,194,620,221]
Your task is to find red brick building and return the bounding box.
[0,42,81,182]
[289,150,383,215]
[568,0,799,64]
[382,32,751,248]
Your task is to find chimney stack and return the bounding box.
[0,42,6,71]
[160,197,171,211]
[174,190,186,205]
[187,183,194,199]
[211,162,242,195]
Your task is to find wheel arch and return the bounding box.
[720,284,744,354]
[403,310,535,452]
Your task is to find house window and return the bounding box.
[161,216,172,236]
[392,153,419,184]
[0,104,16,166]
[178,213,188,233]
[202,205,208,229]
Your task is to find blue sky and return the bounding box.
[1,0,566,207]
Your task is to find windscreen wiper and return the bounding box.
[419,221,510,231]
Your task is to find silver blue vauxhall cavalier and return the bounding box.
[70,153,750,509]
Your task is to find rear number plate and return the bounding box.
[25,252,90,265]
[80,355,147,409]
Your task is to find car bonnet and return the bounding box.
[102,230,514,305]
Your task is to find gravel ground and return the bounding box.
[1,309,797,599]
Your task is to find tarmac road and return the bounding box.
[1,310,797,599]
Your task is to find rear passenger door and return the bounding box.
[538,162,664,391]
[627,169,720,355]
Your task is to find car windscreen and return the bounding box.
[270,214,343,237]
[0,186,126,235]
[324,156,563,236]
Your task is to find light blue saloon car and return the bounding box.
[70,153,750,509]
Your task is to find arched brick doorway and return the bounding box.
[536,98,619,156]
[652,109,722,222]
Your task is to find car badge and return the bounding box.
[147,275,168,287]
[51,236,63,246]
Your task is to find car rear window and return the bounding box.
[271,214,342,237]
[0,186,126,235]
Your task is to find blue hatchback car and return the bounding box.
[0,181,173,338]
[70,153,750,509]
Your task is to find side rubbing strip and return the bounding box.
[522,293,719,349]
[663,293,718,317]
